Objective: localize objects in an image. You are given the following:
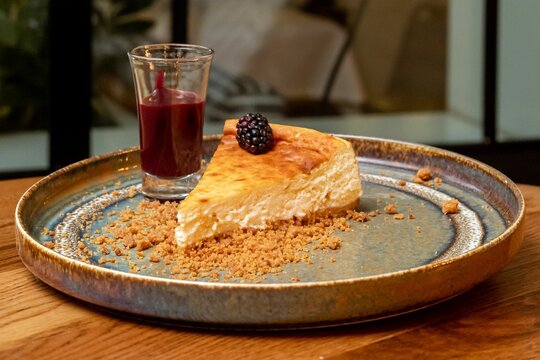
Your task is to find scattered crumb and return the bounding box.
[442,198,460,214]
[434,177,443,186]
[416,167,432,181]
[98,245,110,255]
[136,239,152,251]
[126,186,138,198]
[98,257,116,264]
[398,180,406,186]
[346,210,369,222]
[326,236,341,250]
[149,253,160,263]
[393,213,405,220]
[41,227,55,237]
[43,241,55,249]
[384,204,398,214]
[408,214,415,220]
[412,167,436,185]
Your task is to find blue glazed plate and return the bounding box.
[15,135,525,329]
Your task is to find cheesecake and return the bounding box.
[175,119,362,248]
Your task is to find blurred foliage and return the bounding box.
[0,0,158,132]
[0,0,49,132]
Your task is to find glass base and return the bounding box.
[141,171,201,200]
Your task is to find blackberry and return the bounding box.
[236,113,274,154]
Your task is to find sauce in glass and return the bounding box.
[138,72,204,178]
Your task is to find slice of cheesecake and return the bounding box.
[175,120,362,248]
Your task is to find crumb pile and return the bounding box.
[86,201,372,282]
[175,214,353,281]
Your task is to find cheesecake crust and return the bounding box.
[190,120,343,203]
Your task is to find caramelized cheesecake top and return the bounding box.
[189,120,343,203]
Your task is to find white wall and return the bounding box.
[446,0,484,129]
[498,0,540,141]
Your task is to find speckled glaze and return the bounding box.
[15,136,525,329]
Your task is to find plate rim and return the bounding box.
[15,135,526,290]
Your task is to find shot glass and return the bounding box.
[128,43,214,200]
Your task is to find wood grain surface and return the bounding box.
[1,177,539,359]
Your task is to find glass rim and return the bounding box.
[128,43,214,62]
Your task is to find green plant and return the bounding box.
[0,0,49,132]
[0,0,159,132]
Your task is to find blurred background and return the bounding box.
[0,0,539,183]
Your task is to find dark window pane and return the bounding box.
[0,0,49,173]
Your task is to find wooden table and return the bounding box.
[1,177,539,359]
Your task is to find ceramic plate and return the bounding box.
[15,135,525,329]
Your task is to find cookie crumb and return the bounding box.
[393,213,405,220]
[99,257,116,264]
[442,198,460,214]
[127,186,138,198]
[41,227,55,237]
[384,204,398,214]
[346,210,369,222]
[43,241,55,249]
[398,180,406,186]
[149,253,160,263]
[87,200,362,282]
[98,245,110,255]
[326,236,341,250]
[416,167,432,181]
